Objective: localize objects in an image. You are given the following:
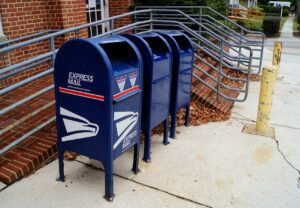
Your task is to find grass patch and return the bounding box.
[293,19,300,31]
[293,18,300,37]
[236,19,263,32]
[239,0,247,7]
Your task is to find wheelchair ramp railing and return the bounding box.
[0,9,255,183]
[135,6,264,75]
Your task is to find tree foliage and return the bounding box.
[134,0,227,15]
[134,0,207,6]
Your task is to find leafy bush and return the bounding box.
[250,6,264,13]
[237,19,263,32]
[260,5,281,14]
[260,5,290,17]
[282,6,290,17]
[134,0,228,19]
[262,16,281,37]
[297,5,300,24]
[134,0,207,6]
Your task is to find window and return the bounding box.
[0,14,4,37]
[86,0,109,37]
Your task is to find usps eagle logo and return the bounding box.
[113,111,138,150]
[60,107,99,142]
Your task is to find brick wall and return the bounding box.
[109,0,134,28]
[0,0,134,89]
[0,0,87,89]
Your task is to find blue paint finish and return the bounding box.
[54,36,143,201]
[158,31,194,138]
[123,33,173,162]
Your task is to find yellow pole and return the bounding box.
[243,65,277,138]
[243,43,282,138]
[255,66,276,135]
[272,42,283,75]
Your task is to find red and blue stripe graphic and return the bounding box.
[59,87,105,101]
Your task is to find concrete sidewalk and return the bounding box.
[1,19,300,208]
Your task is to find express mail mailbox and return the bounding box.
[123,33,172,162]
[158,31,194,139]
[54,36,143,201]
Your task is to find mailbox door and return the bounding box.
[139,34,173,129]
[98,37,143,159]
[150,76,171,129]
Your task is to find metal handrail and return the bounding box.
[0,30,57,48]
[0,9,153,54]
[135,6,264,74]
[136,6,264,35]
[0,7,258,155]
[150,22,253,73]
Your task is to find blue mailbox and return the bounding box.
[158,31,194,138]
[123,33,172,162]
[54,36,143,201]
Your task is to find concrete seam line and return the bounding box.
[231,112,300,130]
[75,160,214,208]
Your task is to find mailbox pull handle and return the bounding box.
[152,76,170,84]
[179,68,192,74]
[113,89,142,103]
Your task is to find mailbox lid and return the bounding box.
[98,36,142,101]
[137,33,172,81]
[167,31,194,72]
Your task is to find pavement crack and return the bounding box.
[75,160,214,208]
[272,138,300,189]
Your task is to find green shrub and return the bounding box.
[296,6,300,27]
[262,16,281,37]
[250,6,264,13]
[282,6,290,17]
[134,0,207,6]
[236,19,263,32]
[260,5,281,14]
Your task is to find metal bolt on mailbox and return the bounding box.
[54,36,143,201]
[123,33,173,162]
[158,31,194,138]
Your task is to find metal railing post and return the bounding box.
[198,8,202,46]
[150,11,153,31]
[217,41,224,102]
[50,36,55,67]
[109,19,114,35]
[237,30,244,68]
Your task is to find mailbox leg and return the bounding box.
[163,119,170,145]
[57,148,65,182]
[143,130,151,162]
[132,143,140,174]
[185,105,191,127]
[104,162,114,201]
[170,112,176,139]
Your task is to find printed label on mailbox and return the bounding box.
[60,107,99,142]
[116,75,127,92]
[113,111,138,150]
[128,71,138,87]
